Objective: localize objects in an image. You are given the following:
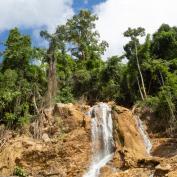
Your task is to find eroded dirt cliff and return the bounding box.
[0,103,91,177]
[0,103,177,177]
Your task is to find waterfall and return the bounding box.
[136,117,152,154]
[84,103,114,177]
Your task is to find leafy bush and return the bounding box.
[55,86,75,103]
[140,96,160,111]
[13,166,27,177]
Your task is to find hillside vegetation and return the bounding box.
[0,10,177,135]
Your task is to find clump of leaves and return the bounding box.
[13,166,27,177]
[55,86,75,103]
[139,96,160,111]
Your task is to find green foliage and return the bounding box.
[2,28,33,72]
[124,27,147,101]
[140,96,160,110]
[142,87,176,131]
[121,24,177,133]
[55,86,74,103]
[1,11,177,135]
[152,24,177,60]
[63,10,108,61]
[100,56,125,102]
[0,28,46,128]
[13,166,27,177]
[53,10,109,102]
[0,69,31,127]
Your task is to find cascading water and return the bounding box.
[136,117,152,154]
[84,103,114,177]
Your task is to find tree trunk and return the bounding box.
[135,42,147,99]
[137,76,144,100]
[32,95,40,115]
[47,53,57,107]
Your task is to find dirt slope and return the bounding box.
[0,103,177,177]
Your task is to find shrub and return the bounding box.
[13,166,27,177]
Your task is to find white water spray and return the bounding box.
[84,103,114,177]
[136,117,152,154]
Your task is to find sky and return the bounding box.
[0,0,177,58]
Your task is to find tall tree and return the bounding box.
[56,10,109,102]
[40,26,66,107]
[64,10,108,61]
[0,28,46,127]
[152,24,177,60]
[2,28,33,73]
[124,27,147,100]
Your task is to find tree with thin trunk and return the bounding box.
[124,27,147,100]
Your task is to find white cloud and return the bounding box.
[0,0,74,32]
[94,0,177,58]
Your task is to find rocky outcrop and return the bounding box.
[111,105,148,169]
[102,104,177,177]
